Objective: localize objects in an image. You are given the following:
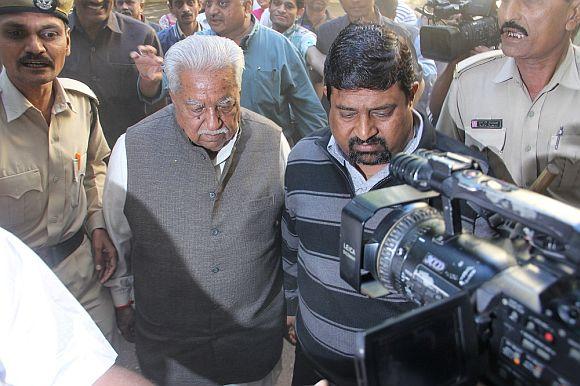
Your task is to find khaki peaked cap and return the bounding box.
[0,0,73,22]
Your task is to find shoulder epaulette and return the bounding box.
[58,78,99,105]
[454,50,504,79]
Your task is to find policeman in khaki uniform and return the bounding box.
[437,0,580,207]
[0,0,118,339]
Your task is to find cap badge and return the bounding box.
[33,0,56,11]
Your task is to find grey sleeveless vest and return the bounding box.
[124,105,285,383]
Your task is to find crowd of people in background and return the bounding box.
[1,0,579,384]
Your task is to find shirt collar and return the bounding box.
[552,44,580,91]
[0,70,73,123]
[70,10,122,34]
[175,21,186,39]
[493,44,580,91]
[327,108,423,194]
[52,78,75,114]
[283,24,298,38]
[239,15,259,51]
[0,69,33,123]
[213,129,239,168]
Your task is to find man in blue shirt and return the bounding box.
[269,0,317,62]
[157,0,203,54]
[133,0,328,146]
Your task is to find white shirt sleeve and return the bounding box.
[280,132,291,164]
[103,134,134,307]
[260,9,272,27]
[0,227,117,386]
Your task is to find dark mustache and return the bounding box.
[181,12,194,17]
[19,54,54,67]
[500,20,528,36]
[349,136,386,147]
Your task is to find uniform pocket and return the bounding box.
[0,169,43,227]
[548,132,580,189]
[465,127,507,153]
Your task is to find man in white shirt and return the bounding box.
[0,227,151,386]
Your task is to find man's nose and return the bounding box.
[25,35,46,55]
[205,107,222,130]
[354,115,378,142]
[501,0,522,22]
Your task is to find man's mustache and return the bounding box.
[500,20,528,36]
[119,9,132,15]
[18,54,54,68]
[349,136,386,147]
[181,11,194,17]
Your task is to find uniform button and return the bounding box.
[525,145,532,152]
[209,191,216,199]
[49,216,58,223]
[90,46,96,53]
[211,228,219,236]
[52,175,59,183]
[211,266,220,273]
[201,154,207,160]
[528,111,535,118]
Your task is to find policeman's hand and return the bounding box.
[92,228,118,283]
[314,380,330,386]
[116,305,136,343]
[130,45,164,82]
[286,315,297,345]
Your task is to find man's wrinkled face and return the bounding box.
[115,0,141,19]
[170,68,241,152]
[170,0,201,26]
[498,0,579,61]
[339,0,374,21]
[270,0,303,32]
[0,13,70,89]
[205,0,251,38]
[328,84,415,175]
[75,0,114,26]
[306,0,329,12]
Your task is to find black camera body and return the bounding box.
[340,151,580,385]
[418,0,500,62]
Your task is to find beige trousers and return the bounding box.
[53,235,116,342]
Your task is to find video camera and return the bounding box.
[340,150,580,385]
[417,0,501,62]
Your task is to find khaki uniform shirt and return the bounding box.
[437,46,580,207]
[0,70,110,248]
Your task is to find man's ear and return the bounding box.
[65,27,71,57]
[408,81,419,105]
[566,0,580,32]
[243,0,253,13]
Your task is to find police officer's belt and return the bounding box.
[34,228,85,268]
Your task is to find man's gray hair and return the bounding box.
[164,35,245,92]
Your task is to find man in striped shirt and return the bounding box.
[282,23,474,385]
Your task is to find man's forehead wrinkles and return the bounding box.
[336,103,396,111]
[185,99,204,105]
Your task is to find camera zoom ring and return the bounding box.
[377,206,442,294]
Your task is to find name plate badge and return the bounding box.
[471,119,503,129]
